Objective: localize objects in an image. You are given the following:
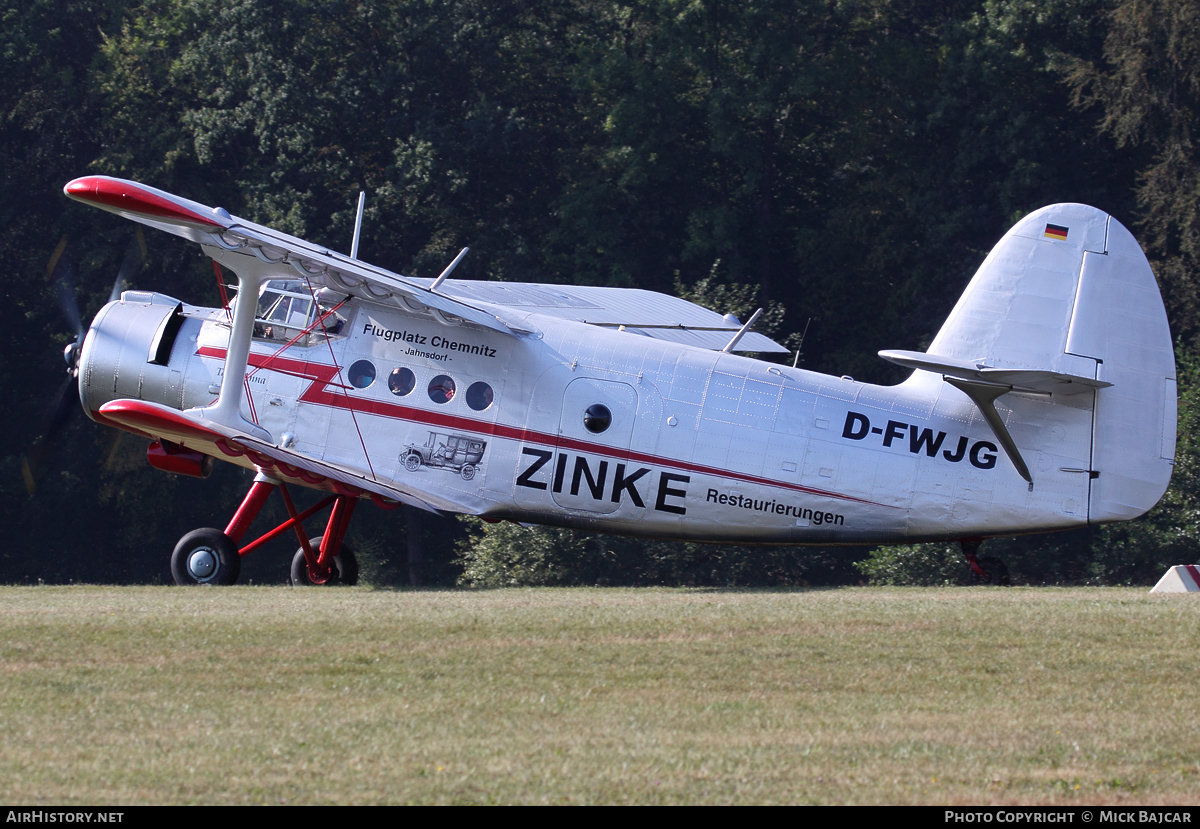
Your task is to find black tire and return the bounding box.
[460,464,476,481]
[289,536,358,586]
[171,528,241,586]
[977,555,1011,586]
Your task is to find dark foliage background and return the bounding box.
[4,0,1198,586]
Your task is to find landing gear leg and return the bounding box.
[169,472,278,586]
[290,536,358,586]
[289,494,359,586]
[170,467,371,587]
[960,538,1010,585]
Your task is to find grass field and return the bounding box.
[2,586,1200,805]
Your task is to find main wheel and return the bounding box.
[171,528,241,586]
[289,536,359,586]
[460,464,476,481]
[977,555,1011,586]
[404,453,421,472]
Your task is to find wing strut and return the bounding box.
[194,252,274,442]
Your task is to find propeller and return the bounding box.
[23,232,147,494]
[109,227,146,303]
[47,236,84,371]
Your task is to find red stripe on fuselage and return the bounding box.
[199,345,892,508]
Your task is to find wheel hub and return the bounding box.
[187,548,218,581]
[306,563,335,585]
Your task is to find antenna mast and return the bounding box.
[720,308,763,353]
[792,317,812,368]
[350,191,366,259]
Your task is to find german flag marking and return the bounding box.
[1044,223,1069,241]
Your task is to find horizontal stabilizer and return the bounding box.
[878,349,1112,395]
[878,348,1114,484]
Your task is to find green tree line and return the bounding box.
[3,0,1197,585]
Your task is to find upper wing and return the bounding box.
[424,279,788,353]
[65,176,518,336]
[65,176,786,353]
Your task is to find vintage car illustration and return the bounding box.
[402,432,487,480]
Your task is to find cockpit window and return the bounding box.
[240,280,347,346]
[266,297,291,323]
[256,290,283,320]
[287,298,313,327]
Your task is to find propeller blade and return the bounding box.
[109,228,146,303]
[44,373,79,442]
[48,237,84,343]
[22,375,79,495]
[28,234,109,494]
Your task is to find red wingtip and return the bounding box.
[64,176,223,229]
[98,399,225,443]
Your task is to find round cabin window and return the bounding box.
[348,360,376,389]
[428,375,456,404]
[583,403,612,434]
[465,381,494,411]
[388,367,416,396]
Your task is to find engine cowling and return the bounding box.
[78,291,197,419]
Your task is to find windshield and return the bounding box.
[233,279,347,346]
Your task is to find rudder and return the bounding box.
[1064,214,1176,521]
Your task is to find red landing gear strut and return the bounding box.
[959,537,1011,586]
[169,472,396,586]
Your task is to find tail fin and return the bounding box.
[912,205,1175,522]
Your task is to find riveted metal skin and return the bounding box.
[67,177,1177,551]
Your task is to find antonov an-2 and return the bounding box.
[61,176,1176,585]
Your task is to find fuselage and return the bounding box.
[79,288,1096,545]
[61,180,1175,552]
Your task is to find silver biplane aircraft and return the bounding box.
[61,176,1176,586]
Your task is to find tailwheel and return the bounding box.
[289,536,359,586]
[960,538,1010,586]
[171,528,241,586]
[977,555,1011,586]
